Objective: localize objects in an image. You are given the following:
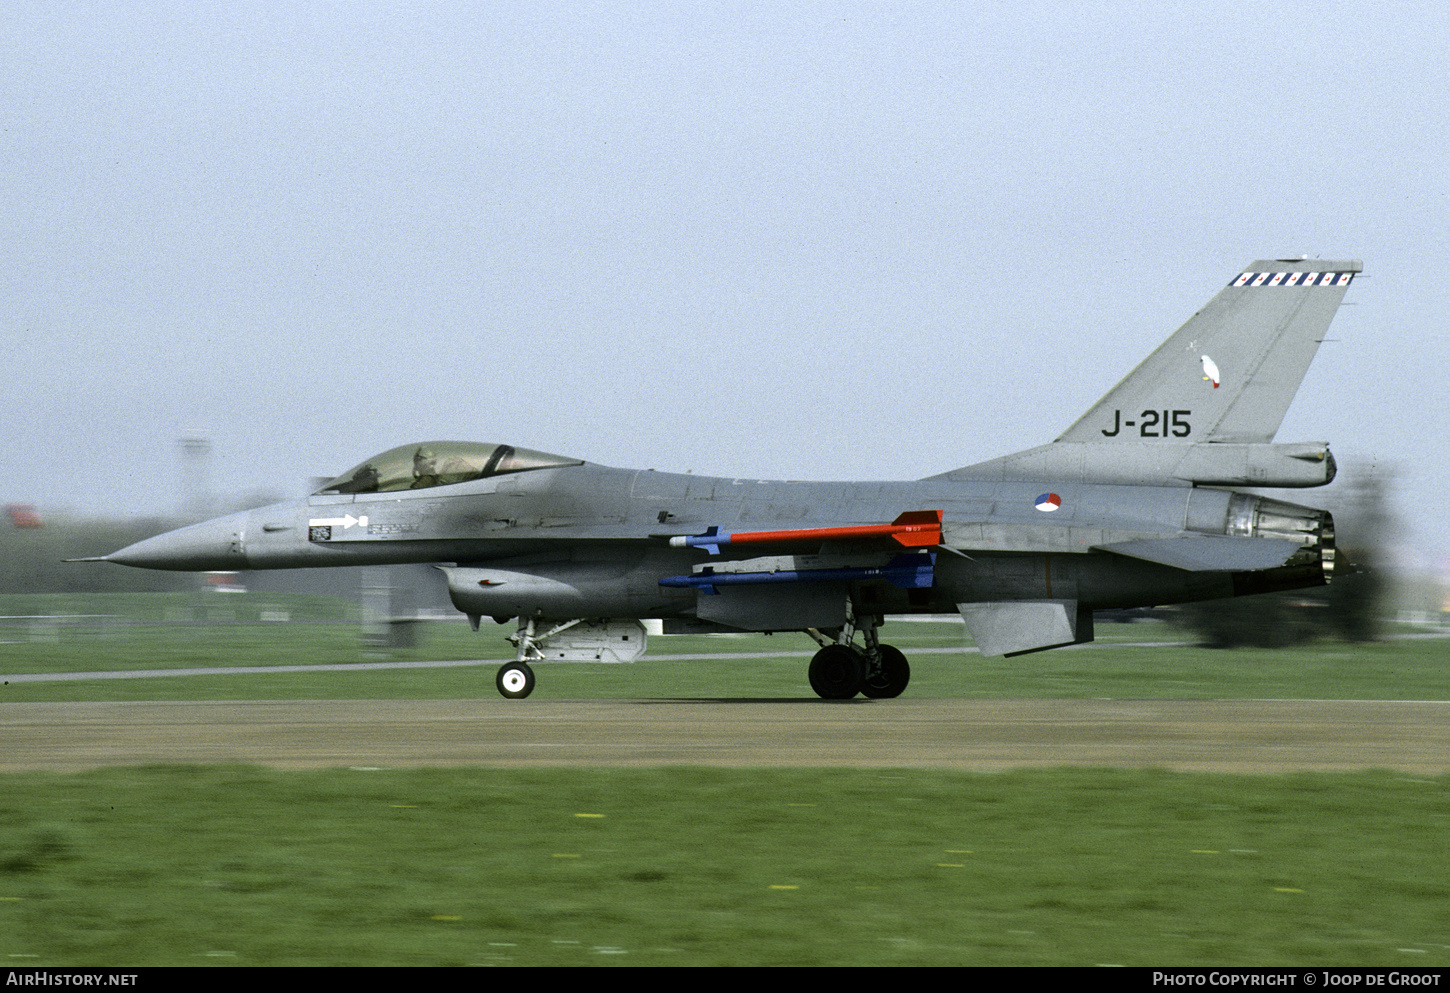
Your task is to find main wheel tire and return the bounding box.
[809,645,865,700]
[496,661,536,699]
[860,644,910,699]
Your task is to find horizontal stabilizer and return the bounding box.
[1096,536,1302,572]
[958,600,1094,657]
[670,510,942,554]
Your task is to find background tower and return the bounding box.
[178,431,214,522]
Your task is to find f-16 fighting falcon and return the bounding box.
[81,259,1359,699]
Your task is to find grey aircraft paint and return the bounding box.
[79,258,1359,699]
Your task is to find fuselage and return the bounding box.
[104,460,1332,625]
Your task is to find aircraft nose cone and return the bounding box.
[104,512,250,571]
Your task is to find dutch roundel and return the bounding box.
[1034,492,1062,512]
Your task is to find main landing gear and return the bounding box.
[806,604,910,700]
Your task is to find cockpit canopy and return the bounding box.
[314,441,583,495]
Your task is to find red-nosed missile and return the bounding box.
[669,510,942,554]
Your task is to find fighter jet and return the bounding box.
[83,259,1359,699]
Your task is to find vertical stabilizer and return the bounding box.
[1056,259,1360,445]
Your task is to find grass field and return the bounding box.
[2,592,1448,966]
[2,766,1447,967]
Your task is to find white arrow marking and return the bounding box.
[308,515,369,529]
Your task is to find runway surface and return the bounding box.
[3,698,1447,773]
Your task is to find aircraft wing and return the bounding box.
[663,503,1305,580]
[938,523,1308,572]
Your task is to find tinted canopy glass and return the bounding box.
[315,441,582,495]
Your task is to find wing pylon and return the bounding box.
[661,552,937,596]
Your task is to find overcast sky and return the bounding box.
[5,2,1447,566]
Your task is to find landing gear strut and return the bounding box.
[861,643,910,699]
[805,600,911,700]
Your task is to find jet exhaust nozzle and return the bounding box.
[1226,494,1336,591]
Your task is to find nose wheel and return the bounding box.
[496,661,536,699]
